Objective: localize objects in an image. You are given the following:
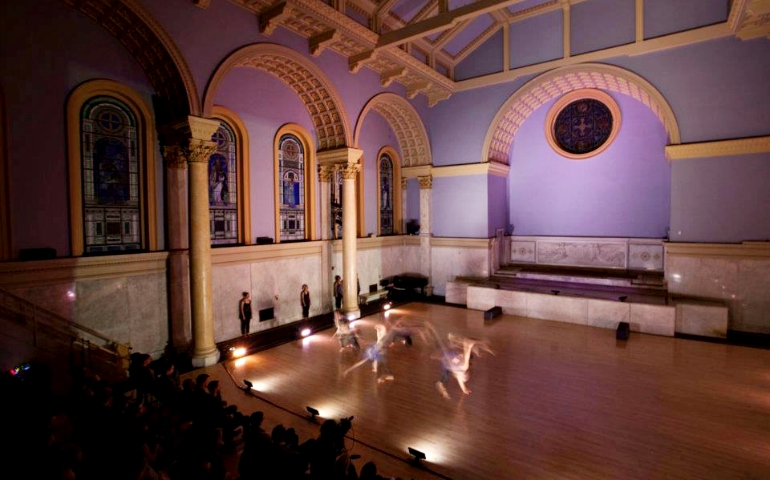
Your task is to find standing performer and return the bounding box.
[333,310,360,352]
[333,276,343,309]
[343,324,394,383]
[239,291,252,336]
[300,284,311,318]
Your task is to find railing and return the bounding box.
[0,288,131,376]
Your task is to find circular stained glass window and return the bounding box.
[545,89,621,160]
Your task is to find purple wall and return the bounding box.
[357,113,400,236]
[0,0,158,257]
[433,176,489,238]
[487,175,509,237]
[455,30,504,81]
[645,0,728,39]
[671,154,770,243]
[508,93,670,238]
[510,10,563,68]
[406,179,419,227]
[571,0,635,55]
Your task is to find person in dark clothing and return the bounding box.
[239,291,252,335]
[301,284,311,318]
[333,276,343,309]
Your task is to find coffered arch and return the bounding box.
[483,63,681,164]
[203,43,351,151]
[354,92,432,167]
[59,0,200,119]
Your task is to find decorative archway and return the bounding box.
[203,43,351,151]
[354,93,432,167]
[482,63,681,164]
[59,0,199,119]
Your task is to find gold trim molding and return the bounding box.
[432,162,510,178]
[212,241,323,265]
[431,237,493,249]
[331,235,421,252]
[665,136,770,161]
[665,241,770,260]
[0,252,169,288]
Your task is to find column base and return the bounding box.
[191,348,220,368]
[342,308,361,320]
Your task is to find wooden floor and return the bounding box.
[197,303,770,480]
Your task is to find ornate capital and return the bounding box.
[163,145,188,169]
[187,139,218,164]
[418,175,433,189]
[340,163,361,180]
[401,177,408,189]
[318,166,334,182]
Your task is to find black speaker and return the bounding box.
[256,237,274,245]
[258,307,274,322]
[484,306,503,321]
[19,248,56,261]
[616,321,630,340]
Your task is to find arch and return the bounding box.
[376,146,402,235]
[59,0,199,118]
[204,43,351,150]
[354,93,432,167]
[482,63,681,164]
[0,85,10,260]
[274,123,318,242]
[67,79,158,257]
[211,105,251,245]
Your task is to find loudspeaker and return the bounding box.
[258,307,274,322]
[256,237,274,245]
[616,321,630,340]
[19,248,56,261]
[484,306,503,321]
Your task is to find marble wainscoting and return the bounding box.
[510,236,665,271]
[431,238,493,296]
[0,253,170,357]
[212,242,324,342]
[331,236,421,299]
[466,285,675,336]
[666,242,770,334]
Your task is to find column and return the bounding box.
[174,116,221,367]
[341,163,361,316]
[318,166,334,311]
[401,176,408,234]
[418,175,433,295]
[162,146,192,352]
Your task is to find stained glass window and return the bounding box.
[553,98,613,155]
[279,134,305,241]
[209,122,238,245]
[379,153,394,235]
[81,97,141,253]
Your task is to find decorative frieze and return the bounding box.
[510,236,665,271]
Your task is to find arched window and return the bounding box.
[209,122,238,245]
[274,125,316,242]
[377,147,402,235]
[67,80,157,257]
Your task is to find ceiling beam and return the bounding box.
[430,19,472,52]
[411,0,439,23]
[375,0,528,50]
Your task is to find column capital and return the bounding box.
[317,147,363,167]
[171,115,221,142]
[187,139,218,164]
[163,145,188,169]
[418,175,433,189]
[318,165,335,182]
[401,176,408,189]
[340,163,361,180]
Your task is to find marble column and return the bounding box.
[162,146,192,352]
[401,177,408,234]
[175,116,221,367]
[342,163,361,316]
[419,175,433,295]
[318,166,334,311]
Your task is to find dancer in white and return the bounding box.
[333,310,360,352]
[427,324,493,399]
[343,324,394,383]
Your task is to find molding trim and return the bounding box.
[402,165,433,178]
[0,252,169,288]
[665,136,770,161]
[211,241,323,265]
[66,79,158,257]
[432,162,510,177]
[212,106,252,245]
[331,235,421,252]
[431,237,493,248]
[274,123,318,242]
[665,242,770,260]
[354,92,432,167]
[203,43,351,150]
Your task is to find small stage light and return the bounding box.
[408,447,426,464]
[382,301,392,311]
[300,328,312,337]
[243,379,253,391]
[232,347,247,358]
[306,406,320,420]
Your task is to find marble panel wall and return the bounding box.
[510,236,665,271]
[431,246,491,296]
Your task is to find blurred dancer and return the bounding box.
[343,324,394,383]
[427,324,493,399]
[333,310,360,352]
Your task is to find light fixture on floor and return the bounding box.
[300,327,312,337]
[382,301,392,311]
[408,447,426,465]
[243,379,253,391]
[230,346,247,358]
[306,406,320,420]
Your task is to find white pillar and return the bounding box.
[419,175,433,295]
[401,176,408,234]
[318,166,334,311]
[341,163,361,316]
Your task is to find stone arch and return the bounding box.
[354,93,432,167]
[482,63,681,164]
[59,0,200,119]
[203,43,351,151]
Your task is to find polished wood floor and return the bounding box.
[198,303,770,480]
